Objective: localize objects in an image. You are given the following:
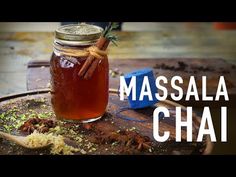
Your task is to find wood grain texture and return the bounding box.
[0,91,210,155]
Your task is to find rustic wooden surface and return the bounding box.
[0,90,209,155]
[27,58,236,107]
[25,59,236,155]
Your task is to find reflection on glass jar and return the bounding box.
[50,24,109,122]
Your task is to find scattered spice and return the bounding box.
[82,123,94,130]
[154,61,188,71]
[0,108,54,133]
[109,68,124,78]
[129,127,136,131]
[19,118,56,134]
[0,94,206,155]
[89,125,153,152]
[111,141,119,146]
[49,121,97,154]
[190,66,214,72]
[154,61,231,74]
[80,149,87,154]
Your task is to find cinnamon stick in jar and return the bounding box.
[78,22,118,79]
[78,36,110,79]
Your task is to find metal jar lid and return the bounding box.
[55,23,103,46]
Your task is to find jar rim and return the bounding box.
[55,23,103,46]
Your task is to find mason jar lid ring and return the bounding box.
[55,23,103,46]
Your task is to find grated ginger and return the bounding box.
[26,131,82,155]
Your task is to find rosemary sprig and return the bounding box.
[102,22,119,46]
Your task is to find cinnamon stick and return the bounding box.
[83,39,110,79]
[78,37,110,79]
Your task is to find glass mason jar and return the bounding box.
[50,24,109,122]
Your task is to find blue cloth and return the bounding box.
[124,68,158,109]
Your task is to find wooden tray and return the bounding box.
[0,89,212,155]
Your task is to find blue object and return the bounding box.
[124,68,158,109]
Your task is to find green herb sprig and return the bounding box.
[102,22,119,46]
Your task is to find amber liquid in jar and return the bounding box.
[50,45,109,122]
